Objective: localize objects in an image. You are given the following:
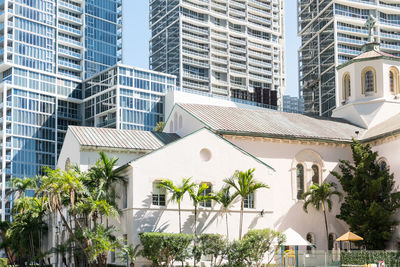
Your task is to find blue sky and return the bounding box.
[123,2,300,97]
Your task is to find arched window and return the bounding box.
[362,67,376,94]
[378,158,388,171]
[312,164,320,185]
[174,113,178,131]
[328,233,337,250]
[389,67,399,94]
[296,164,305,199]
[152,182,166,206]
[342,73,351,101]
[306,233,315,253]
[179,115,183,129]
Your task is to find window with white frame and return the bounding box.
[244,192,255,209]
[199,183,212,208]
[152,182,166,206]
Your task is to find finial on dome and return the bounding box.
[362,14,380,52]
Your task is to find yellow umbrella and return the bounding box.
[336,231,364,242]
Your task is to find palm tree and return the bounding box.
[224,169,269,240]
[216,186,236,239]
[302,182,342,249]
[188,183,216,237]
[159,178,195,233]
[88,152,127,208]
[6,177,37,200]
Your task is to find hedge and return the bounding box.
[341,251,400,266]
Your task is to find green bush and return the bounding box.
[196,234,228,266]
[341,251,400,266]
[0,259,6,267]
[139,232,193,267]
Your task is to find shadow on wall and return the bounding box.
[133,194,169,234]
[274,163,348,250]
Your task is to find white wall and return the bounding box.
[225,136,353,250]
[121,129,275,248]
[57,131,81,170]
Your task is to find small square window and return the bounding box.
[244,192,255,209]
[152,182,166,206]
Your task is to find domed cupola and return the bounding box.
[332,15,400,129]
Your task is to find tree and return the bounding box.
[6,177,37,200]
[188,183,216,236]
[331,140,400,249]
[154,121,166,132]
[215,186,236,238]
[159,178,195,233]
[302,182,342,249]
[242,229,286,266]
[88,152,127,209]
[224,169,269,239]
[118,244,141,267]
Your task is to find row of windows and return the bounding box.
[342,66,400,101]
[151,182,255,208]
[13,123,55,140]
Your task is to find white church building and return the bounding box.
[58,42,400,264]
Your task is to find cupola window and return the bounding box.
[362,67,376,94]
[343,73,351,101]
[389,67,399,95]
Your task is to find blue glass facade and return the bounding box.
[0,0,122,220]
[84,65,176,131]
[84,0,122,78]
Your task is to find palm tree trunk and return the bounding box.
[194,204,198,236]
[225,212,229,239]
[178,202,182,233]
[56,204,89,261]
[322,202,330,250]
[239,198,244,240]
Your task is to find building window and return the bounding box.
[199,183,212,208]
[122,183,128,209]
[389,67,399,94]
[312,164,320,185]
[179,115,183,129]
[328,233,337,250]
[152,182,166,206]
[362,67,376,94]
[244,192,255,209]
[378,158,388,171]
[306,233,315,253]
[296,164,305,199]
[343,73,351,101]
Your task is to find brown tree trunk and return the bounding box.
[322,202,330,250]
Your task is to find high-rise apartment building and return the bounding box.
[83,64,176,131]
[282,95,304,114]
[0,0,122,220]
[298,0,400,117]
[149,0,286,108]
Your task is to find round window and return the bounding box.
[200,148,212,162]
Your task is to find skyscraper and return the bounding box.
[149,0,285,108]
[298,0,400,117]
[0,0,122,220]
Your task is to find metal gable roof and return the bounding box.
[68,126,180,151]
[177,103,366,142]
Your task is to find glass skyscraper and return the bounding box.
[0,0,123,220]
[298,0,400,117]
[149,0,286,108]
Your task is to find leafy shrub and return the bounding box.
[196,234,228,266]
[0,259,6,267]
[242,229,286,266]
[139,232,193,267]
[341,251,400,266]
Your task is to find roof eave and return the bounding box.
[337,56,400,70]
[218,130,354,144]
